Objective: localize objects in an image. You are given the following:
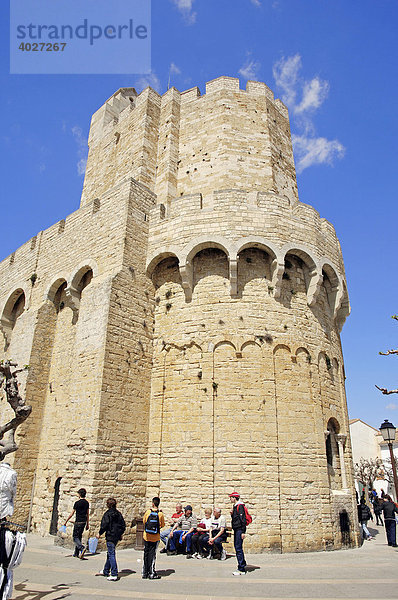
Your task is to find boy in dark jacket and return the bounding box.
[229,492,247,576]
[358,498,373,540]
[96,498,126,581]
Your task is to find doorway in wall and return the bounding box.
[49,477,62,535]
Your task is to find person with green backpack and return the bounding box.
[142,497,165,579]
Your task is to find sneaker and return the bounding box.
[167,550,177,556]
[232,570,246,576]
[160,548,167,553]
[148,573,161,579]
[186,553,193,559]
[79,547,87,559]
[142,574,149,579]
[221,549,227,561]
[107,575,118,581]
[95,570,106,577]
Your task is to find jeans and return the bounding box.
[72,522,86,556]
[103,541,118,577]
[361,521,371,539]
[375,513,383,526]
[168,530,194,553]
[192,532,208,555]
[233,528,247,572]
[199,533,224,556]
[143,540,158,576]
[385,519,397,546]
[160,527,172,548]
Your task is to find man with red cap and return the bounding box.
[229,492,247,575]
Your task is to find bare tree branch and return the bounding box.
[375,385,398,395]
[354,457,384,488]
[0,360,32,460]
[376,315,398,397]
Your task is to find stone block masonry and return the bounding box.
[0,76,359,552]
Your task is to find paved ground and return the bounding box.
[12,524,397,600]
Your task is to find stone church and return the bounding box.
[0,76,359,552]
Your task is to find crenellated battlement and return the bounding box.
[81,76,296,207]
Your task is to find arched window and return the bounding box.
[0,289,26,346]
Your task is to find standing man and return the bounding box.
[142,496,165,579]
[159,502,183,553]
[229,492,247,576]
[64,488,89,559]
[382,494,398,547]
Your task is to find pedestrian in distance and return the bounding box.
[95,498,126,581]
[142,496,165,579]
[382,494,398,547]
[229,492,247,576]
[373,497,384,526]
[358,498,373,540]
[64,488,89,559]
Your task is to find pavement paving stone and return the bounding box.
[12,525,398,600]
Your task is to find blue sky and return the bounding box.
[1,0,397,429]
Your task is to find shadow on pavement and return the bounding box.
[157,568,175,577]
[14,581,71,600]
[368,526,381,538]
[246,565,261,572]
[119,569,135,578]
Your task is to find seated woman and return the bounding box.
[191,508,213,558]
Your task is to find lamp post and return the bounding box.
[380,419,398,501]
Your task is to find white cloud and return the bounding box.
[273,54,301,107]
[292,135,345,174]
[135,72,162,93]
[239,57,261,81]
[273,54,344,173]
[386,403,398,410]
[250,0,261,6]
[39,163,46,174]
[171,0,197,24]
[170,62,181,75]
[71,126,88,177]
[295,77,329,114]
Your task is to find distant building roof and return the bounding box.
[349,418,379,433]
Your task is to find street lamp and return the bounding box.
[380,419,398,500]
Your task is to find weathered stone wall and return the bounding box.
[145,243,358,552]
[0,180,138,531]
[80,77,298,209]
[0,76,358,551]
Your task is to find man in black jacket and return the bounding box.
[382,495,398,547]
[96,498,126,581]
[229,492,247,576]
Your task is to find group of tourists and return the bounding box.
[357,488,398,546]
[64,489,250,581]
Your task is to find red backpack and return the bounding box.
[243,504,253,525]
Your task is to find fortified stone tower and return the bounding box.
[0,77,357,552]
